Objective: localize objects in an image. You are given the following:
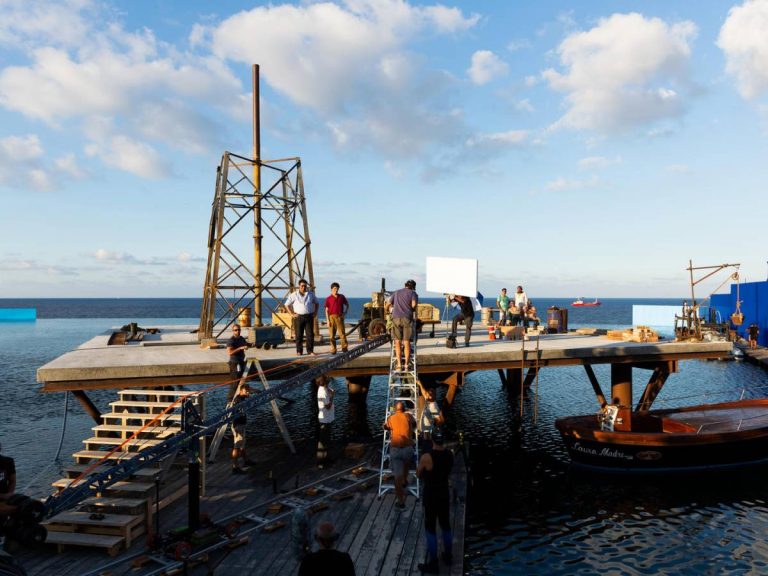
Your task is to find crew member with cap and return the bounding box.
[298,521,356,575]
[385,279,418,371]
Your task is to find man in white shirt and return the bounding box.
[285,279,319,356]
[316,376,335,468]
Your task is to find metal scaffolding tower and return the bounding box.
[198,65,315,340]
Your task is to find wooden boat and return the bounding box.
[555,399,768,472]
[571,298,601,307]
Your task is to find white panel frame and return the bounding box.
[425,257,478,296]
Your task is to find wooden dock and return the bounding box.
[13,439,466,576]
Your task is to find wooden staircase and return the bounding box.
[43,388,191,555]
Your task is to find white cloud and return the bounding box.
[199,0,479,175]
[54,154,86,178]
[0,0,94,49]
[665,164,690,174]
[545,175,600,192]
[507,39,531,52]
[85,132,168,179]
[578,155,622,170]
[467,50,509,85]
[0,133,56,191]
[515,99,534,113]
[542,12,697,133]
[466,129,529,148]
[0,3,243,180]
[718,0,768,100]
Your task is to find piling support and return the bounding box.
[610,364,632,407]
[72,390,101,424]
[346,375,371,402]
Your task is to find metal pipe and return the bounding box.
[253,64,263,326]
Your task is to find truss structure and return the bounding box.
[198,151,314,340]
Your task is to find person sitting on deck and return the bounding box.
[298,521,355,576]
[508,301,523,327]
[525,301,540,328]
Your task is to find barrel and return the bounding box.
[547,307,568,333]
[238,307,252,328]
[481,307,492,325]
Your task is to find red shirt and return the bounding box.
[325,294,349,316]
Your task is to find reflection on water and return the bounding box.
[3,319,768,573]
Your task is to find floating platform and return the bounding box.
[36,325,733,392]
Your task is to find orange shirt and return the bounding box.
[387,411,414,447]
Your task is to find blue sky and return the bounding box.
[1,0,766,298]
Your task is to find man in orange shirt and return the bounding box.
[383,402,416,509]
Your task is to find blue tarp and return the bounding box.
[709,281,767,346]
[0,308,36,322]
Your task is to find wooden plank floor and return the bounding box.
[12,439,466,576]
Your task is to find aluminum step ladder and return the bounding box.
[378,327,420,499]
[208,358,295,461]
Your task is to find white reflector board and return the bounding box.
[425,257,478,296]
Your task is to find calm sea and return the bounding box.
[2,297,768,574]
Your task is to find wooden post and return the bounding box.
[610,363,632,407]
[72,390,101,424]
[346,375,371,402]
[253,64,263,327]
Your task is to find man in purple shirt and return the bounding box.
[324,282,349,354]
[385,279,418,371]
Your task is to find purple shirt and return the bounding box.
[389,288,418,319]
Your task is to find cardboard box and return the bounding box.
[344,442,365,459]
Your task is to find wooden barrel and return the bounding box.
[238,307,252,327]
[481,307,492,325]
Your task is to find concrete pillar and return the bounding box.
[346,375,371,402]
[610,364,633,407]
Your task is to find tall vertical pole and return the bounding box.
[253,64,263,326]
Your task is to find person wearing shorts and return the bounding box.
[386,280,418,371]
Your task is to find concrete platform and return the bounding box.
[36,324,733,392]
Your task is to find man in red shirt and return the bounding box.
[324,282,350,354]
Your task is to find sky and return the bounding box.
[1,0,767,299]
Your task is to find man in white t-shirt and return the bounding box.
[316,376,335,468]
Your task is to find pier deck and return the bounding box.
[14,441,466,576]
[37,325,732,392]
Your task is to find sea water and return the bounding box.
[1,298,767,574]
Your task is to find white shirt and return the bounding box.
[317,385,335,423]
[285,289,318,315]
[421,401,440,432]
[514,291,528,307]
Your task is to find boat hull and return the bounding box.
[556,399,768,473]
